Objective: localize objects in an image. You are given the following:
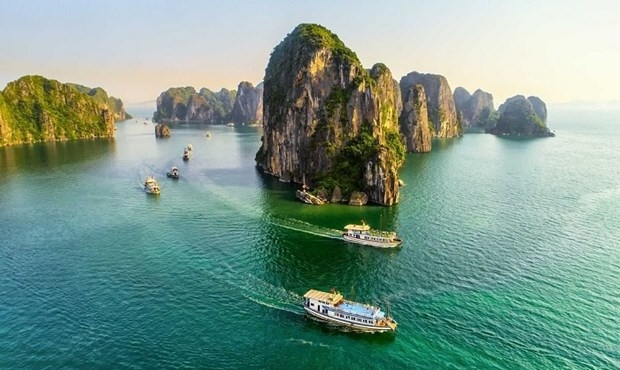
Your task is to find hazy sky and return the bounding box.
[1,0,618,107]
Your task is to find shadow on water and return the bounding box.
[255,169,401,230]
[491,135,550,142]
[462,127,487,134]
[0,138,114,175]
[432,137,460,151]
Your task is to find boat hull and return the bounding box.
[342,234,402,248]
[303,307,395,333]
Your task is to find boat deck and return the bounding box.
[337,300,384,318]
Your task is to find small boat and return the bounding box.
[182,148,191,161]
[303,289,397,333]
[342,221,402,248]
[166,166,180,179]
[295,173,326,205]
[205,131,211,137]
[187,143,193,151]
[144,176,160,195]
[295,189,325,205]
[226,122,235,127]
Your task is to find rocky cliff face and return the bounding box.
[153,87,236,124]
[255,23,405,205]
[399,84,432,152]
[400,72,461,138]
[527,96,547,123]
[154,123,171,137]
[67,84,132,121]
[229,81,263,125]
[453,87,497,128]
[489,95,553,137]
[0,75,115,146]
[453,87,471,116]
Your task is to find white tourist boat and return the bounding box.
[342,221,402,248]
[303,289,397,332]
[144,176,160,195]
[166,166,180,179]
[182,148,191,161]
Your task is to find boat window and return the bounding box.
[310,303,314,306]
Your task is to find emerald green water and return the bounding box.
[0,110,618,368]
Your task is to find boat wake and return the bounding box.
[201,264,302,315]
[269,217,342,241]
[194,176,264,219]
[285,338,336,349]
[237,274,302,315]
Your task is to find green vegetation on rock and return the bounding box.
[263,23,362,112]
[489,95,553,137]
[289,23,360,65]
[67,83,131,121]
[317,122,379,195]
[153,87,196,122]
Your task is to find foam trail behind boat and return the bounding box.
[270,217,342,240]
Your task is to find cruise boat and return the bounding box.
[303,289,397,333]
[342,221,402,248]
[166,166,180,179]
[144,176,161,195]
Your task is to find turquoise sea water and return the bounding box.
[0,110,618,369]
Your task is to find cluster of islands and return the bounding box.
[0,23,554,208]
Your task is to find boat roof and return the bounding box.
[344,223,370,231]
[304,289,343,304]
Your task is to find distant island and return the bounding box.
[487,95,554,137]
[453,87,553,137]
[453,87,498,129]
[152,82,263,125]
[0,75,130,147]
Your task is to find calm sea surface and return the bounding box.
[0,109,618,369]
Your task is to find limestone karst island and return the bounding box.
[0,75,130,147]
[255,24,405,206]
